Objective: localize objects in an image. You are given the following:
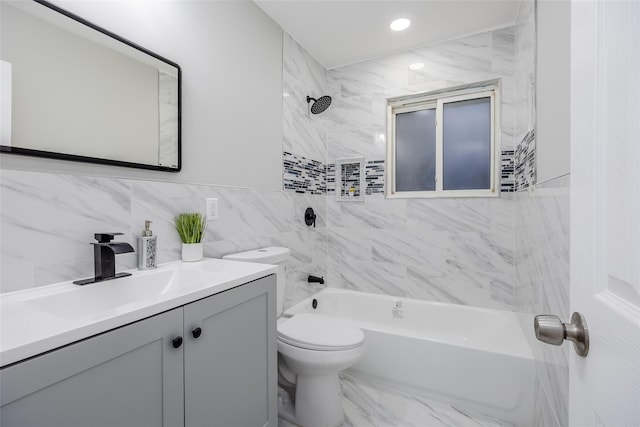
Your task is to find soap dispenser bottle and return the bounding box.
[138,220,157,270]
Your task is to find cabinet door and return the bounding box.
[0,308,184,427]
[184,275,277,427]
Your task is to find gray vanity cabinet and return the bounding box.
[184,275,277,427]
[0,307,185,427]
[0,274,277,427]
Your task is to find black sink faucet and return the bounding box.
[74,233,135,285]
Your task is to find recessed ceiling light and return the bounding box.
[390,18,411,32]
[409,62,424,70]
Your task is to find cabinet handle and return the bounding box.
[172,336,183,349]
[192,327,202,339]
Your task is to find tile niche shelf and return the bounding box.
[335,157,365,202]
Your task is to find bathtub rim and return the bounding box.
[283,287,535,360]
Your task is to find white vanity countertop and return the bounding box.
[0,258,277,368]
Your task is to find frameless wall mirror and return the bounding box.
[0,0,181,171]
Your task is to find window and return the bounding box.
[386,84,500,198]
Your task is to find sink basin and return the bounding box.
[24,268,227,319]
[1,257,278,368]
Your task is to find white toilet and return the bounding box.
[222,247,365,427]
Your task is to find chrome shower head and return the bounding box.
[306,95,332,114]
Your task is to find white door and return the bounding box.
[570,0,640,425]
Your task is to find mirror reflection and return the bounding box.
[0,0,181,171]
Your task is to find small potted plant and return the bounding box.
[175,212,207,262]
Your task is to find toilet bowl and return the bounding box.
[277,313,365,427]
[222,247,365,427]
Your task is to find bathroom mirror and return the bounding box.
[0,0,181,171]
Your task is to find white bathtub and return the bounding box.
[283,288,535,426]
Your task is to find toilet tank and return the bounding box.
[222,247,290,315]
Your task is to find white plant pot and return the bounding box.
[182,243,203,262]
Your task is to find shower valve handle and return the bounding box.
[534,312,589,357]
[305,207,316,228]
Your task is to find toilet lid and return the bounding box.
[277,313,364,351]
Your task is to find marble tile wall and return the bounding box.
[515,175,569,427]
[533,377,563,427]
[513,1,567,426]
[282,33,328,164]
[0,171,133,292]
[323,26,518,310]
[0,169,327,309]
[514,0,537,191]
[280,33,330,305]
[325,195,515,309]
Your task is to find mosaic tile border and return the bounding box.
[501,150,515,193]
[515,129,536,191]
[286,152,518,195]
[283,151,326,195]
[326,163,336,194]
[365,161,385,195]
[326,161,385,196]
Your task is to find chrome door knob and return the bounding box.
[534,312,589,357]
[534,315,566,345]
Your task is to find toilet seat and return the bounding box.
[277,313,364,351]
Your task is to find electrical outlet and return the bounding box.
[206,198,218,220]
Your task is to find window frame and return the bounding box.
[386,84,501,199]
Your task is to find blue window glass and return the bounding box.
[442,97,491,190]
[395,109,436,191]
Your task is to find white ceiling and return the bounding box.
[254,0,521,69]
